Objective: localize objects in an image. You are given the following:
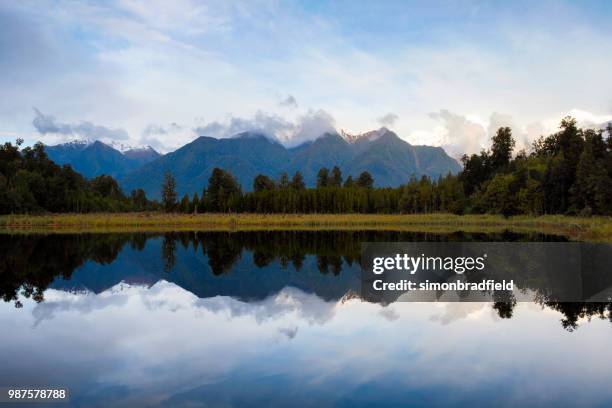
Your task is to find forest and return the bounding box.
[163,117,612,216]
[1,117,612,216]
[0,140,156,213]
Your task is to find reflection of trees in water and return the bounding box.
[492,291,517,319]
[538,302,612,332]
[2,230,609,331]
[0,234,136,306]
[162,233,177,273]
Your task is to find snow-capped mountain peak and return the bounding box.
[105,140,139,153]
[123,145,156,154]
[60,139,91,149]
[339,127,390,143]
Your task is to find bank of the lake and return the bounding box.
[0,213,610,241]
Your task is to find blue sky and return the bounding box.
[1,0,611,154]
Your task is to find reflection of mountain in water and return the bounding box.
[2,230,611,330]
[0,231,556,303]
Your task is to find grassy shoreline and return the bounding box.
[0,212,611,241]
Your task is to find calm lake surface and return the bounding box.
[1,231,611,407]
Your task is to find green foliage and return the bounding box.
[356,171,374,189]
[0,141,153,214]
[278,172,289,189]
[460,151,490,196]
[130,189,151,211]
[191,193,200,214]
[179,193,190,213]
[91,175,123,199]
[4,116,611,217]
[489,127,515,171]
[330,166,343,187]
[207,168,241,212]
[253,174,276,193]
[344,175,354,188]
[290,171,305,190]
[481,173,519,216]
[161,171,177,213]
[316,168,329,188]
[189,117,612,217]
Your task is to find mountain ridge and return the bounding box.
[45,139,161,179]
[45,128,461,199]
[121,128,461,198]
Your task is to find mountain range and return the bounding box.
[45,128,461,199]
[45,140,160,179]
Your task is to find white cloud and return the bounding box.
[140,122,188,151]
[193,109,336,147]
[429,109,487,158]
[115,0,230,36]
[279,95,298,109]
[32,108,129,142]
[378,113,398,127]
[287,109,337,146]
[1,1,612,158]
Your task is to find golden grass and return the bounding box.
[0,212,611,241]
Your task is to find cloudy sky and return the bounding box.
[1,0,611,154]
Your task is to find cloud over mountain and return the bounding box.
[279,95,298,108]
[429,109,487,158]
[378,113,398,127]
[32,108,129,141]
[193,109,336,147]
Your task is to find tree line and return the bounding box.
[1,116,611,216]
[0,140,156,213]
[161,117,612,216]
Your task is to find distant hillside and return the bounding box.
[45,140,160,179]
[121,128,461,199]
[120,133,291,198]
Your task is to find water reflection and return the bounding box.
[2,283,612,407]
[2,231,612,406]
[2,231,611,331]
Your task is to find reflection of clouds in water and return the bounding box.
[194,286,336,325]
[32,285,131,327]
[378,307,400,321]
[3,282,612,406]
[33,282,338,328]
[428,303,491,325]
[278,326,299,339]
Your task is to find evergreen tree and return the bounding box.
[191,192,200,213]
[253,174,276,192]
[130,189,148,211]
[91,175,124,199]
[317,168,329,188]
[542,117,585,213]
[208,168,241,212]
[460,151,490,195]
[179,193,190,213]
[356,171,374,189]
[330,166,343,187]
[161,171,177,212]
[344,175,354,188]
[290,171,305,190]
[571,129,611,214]
[198,189,207,212]
[278,172,289,189]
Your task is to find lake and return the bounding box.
[1,231,611,407]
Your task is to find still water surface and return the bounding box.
[1,231,611,407]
